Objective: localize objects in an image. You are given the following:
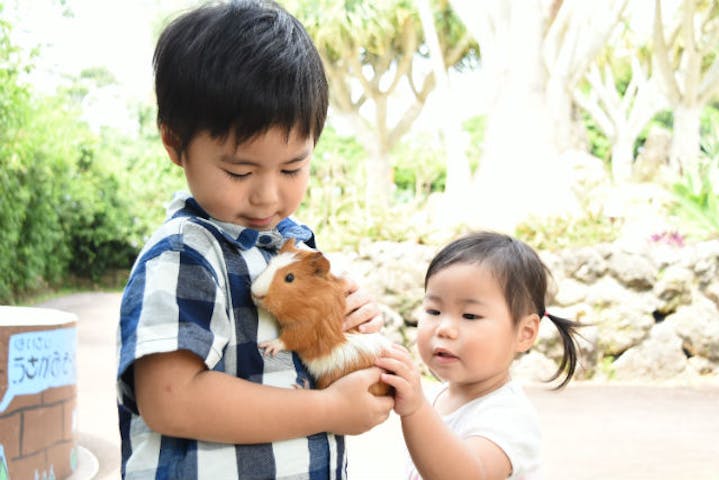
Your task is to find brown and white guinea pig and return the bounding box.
[251,238,392,396]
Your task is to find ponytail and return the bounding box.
[543,312,582,389]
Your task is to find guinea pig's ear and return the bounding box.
[280,238,296,252]
[309,252,331,276]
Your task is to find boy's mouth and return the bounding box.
[244,215,275,229]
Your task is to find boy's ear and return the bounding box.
[515,313,540,353]
[160,125,183,166]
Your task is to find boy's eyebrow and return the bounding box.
[222,150,312,166]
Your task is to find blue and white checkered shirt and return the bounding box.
[117,193,346,479]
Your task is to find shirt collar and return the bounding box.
[166,192,314,250]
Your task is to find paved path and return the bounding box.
[35,292,719,480]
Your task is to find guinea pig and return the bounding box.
[251,238,391,396]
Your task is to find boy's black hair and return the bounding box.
[425,231,583,389]
[153,0,328,153]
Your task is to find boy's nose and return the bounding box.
[249,178,279,206]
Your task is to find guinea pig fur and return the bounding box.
[251,238,391,396]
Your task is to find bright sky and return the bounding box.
[6,0,201,98]
[5,0,198,132]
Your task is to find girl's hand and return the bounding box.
[323,367,394,435]
[375,344,427,417]
[341,275,383,333]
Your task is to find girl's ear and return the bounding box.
[515,313,540,353]
[160,125,183,166]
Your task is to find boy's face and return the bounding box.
[164,126,313,230]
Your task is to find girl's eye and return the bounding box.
[425,309,440,316]
[463,313,480,320]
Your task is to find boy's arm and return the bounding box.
[134,349,393,443]
[377,346,511,480]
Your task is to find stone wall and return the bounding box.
[329,238,719,384]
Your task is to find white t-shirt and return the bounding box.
[407,380,542,480]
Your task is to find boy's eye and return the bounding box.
[282,168,302,177]
[425,309,440,316]
[463,313,480,320]
[224,170,250,180]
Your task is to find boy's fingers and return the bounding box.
[355,313,383,333]
[343,303,382,331]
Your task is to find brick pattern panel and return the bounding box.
[42,385,76,404]
[47,441,76,479]
[22,404,65,454]
[1,320,77,479]
[7,450,45,480]
[0,413,20,459]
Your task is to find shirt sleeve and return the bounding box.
[458,394,542,479]
[116,231,232,411]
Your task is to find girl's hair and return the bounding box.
[425,231,582,389]
[153,0,328,154]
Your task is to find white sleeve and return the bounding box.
[455,394,542,479]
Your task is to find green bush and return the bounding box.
[0,11,179,302]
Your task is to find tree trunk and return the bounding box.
[611,134,634,183]
[468,0,579,232]
[416,0,472,225]
[670,103,701,177]
[545,73,576,152]
[363,140,394,210]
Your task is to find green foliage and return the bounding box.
[633,110,673,158]
[670,170,719,240]
[668,106,719,240]
[297,123,448,250]
[581,111,611,163]
[0,10,183,303]
[516,212,621,251]
[462,114,485,170]
[393,134,447,196]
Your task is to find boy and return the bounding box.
[116,1,394,478]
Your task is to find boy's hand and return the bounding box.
[375,344,427,417]
[324,367,394,435]
[341,275,383,333]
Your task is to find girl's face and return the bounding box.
[164,126,313,230]
[417,262,538,397]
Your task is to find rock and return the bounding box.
[595,306,655,356]
[612,322,687,381]
[670,297,719,361]
[607,251,658,290]
[653,265,694,314]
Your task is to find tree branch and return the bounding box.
[652,0,681,103]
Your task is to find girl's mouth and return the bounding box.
[433,348,459,361]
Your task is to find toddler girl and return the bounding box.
[377,231,582,479]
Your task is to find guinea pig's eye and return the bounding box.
[284,273,295,283]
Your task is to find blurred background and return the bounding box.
[1,0,717,304]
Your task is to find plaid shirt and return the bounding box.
[117,193,346,479]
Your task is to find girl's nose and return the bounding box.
[436,315,458,339]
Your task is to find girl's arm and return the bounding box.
[135,349,393,443]
[377,346,512,480]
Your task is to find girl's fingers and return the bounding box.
[376,355,415,381]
